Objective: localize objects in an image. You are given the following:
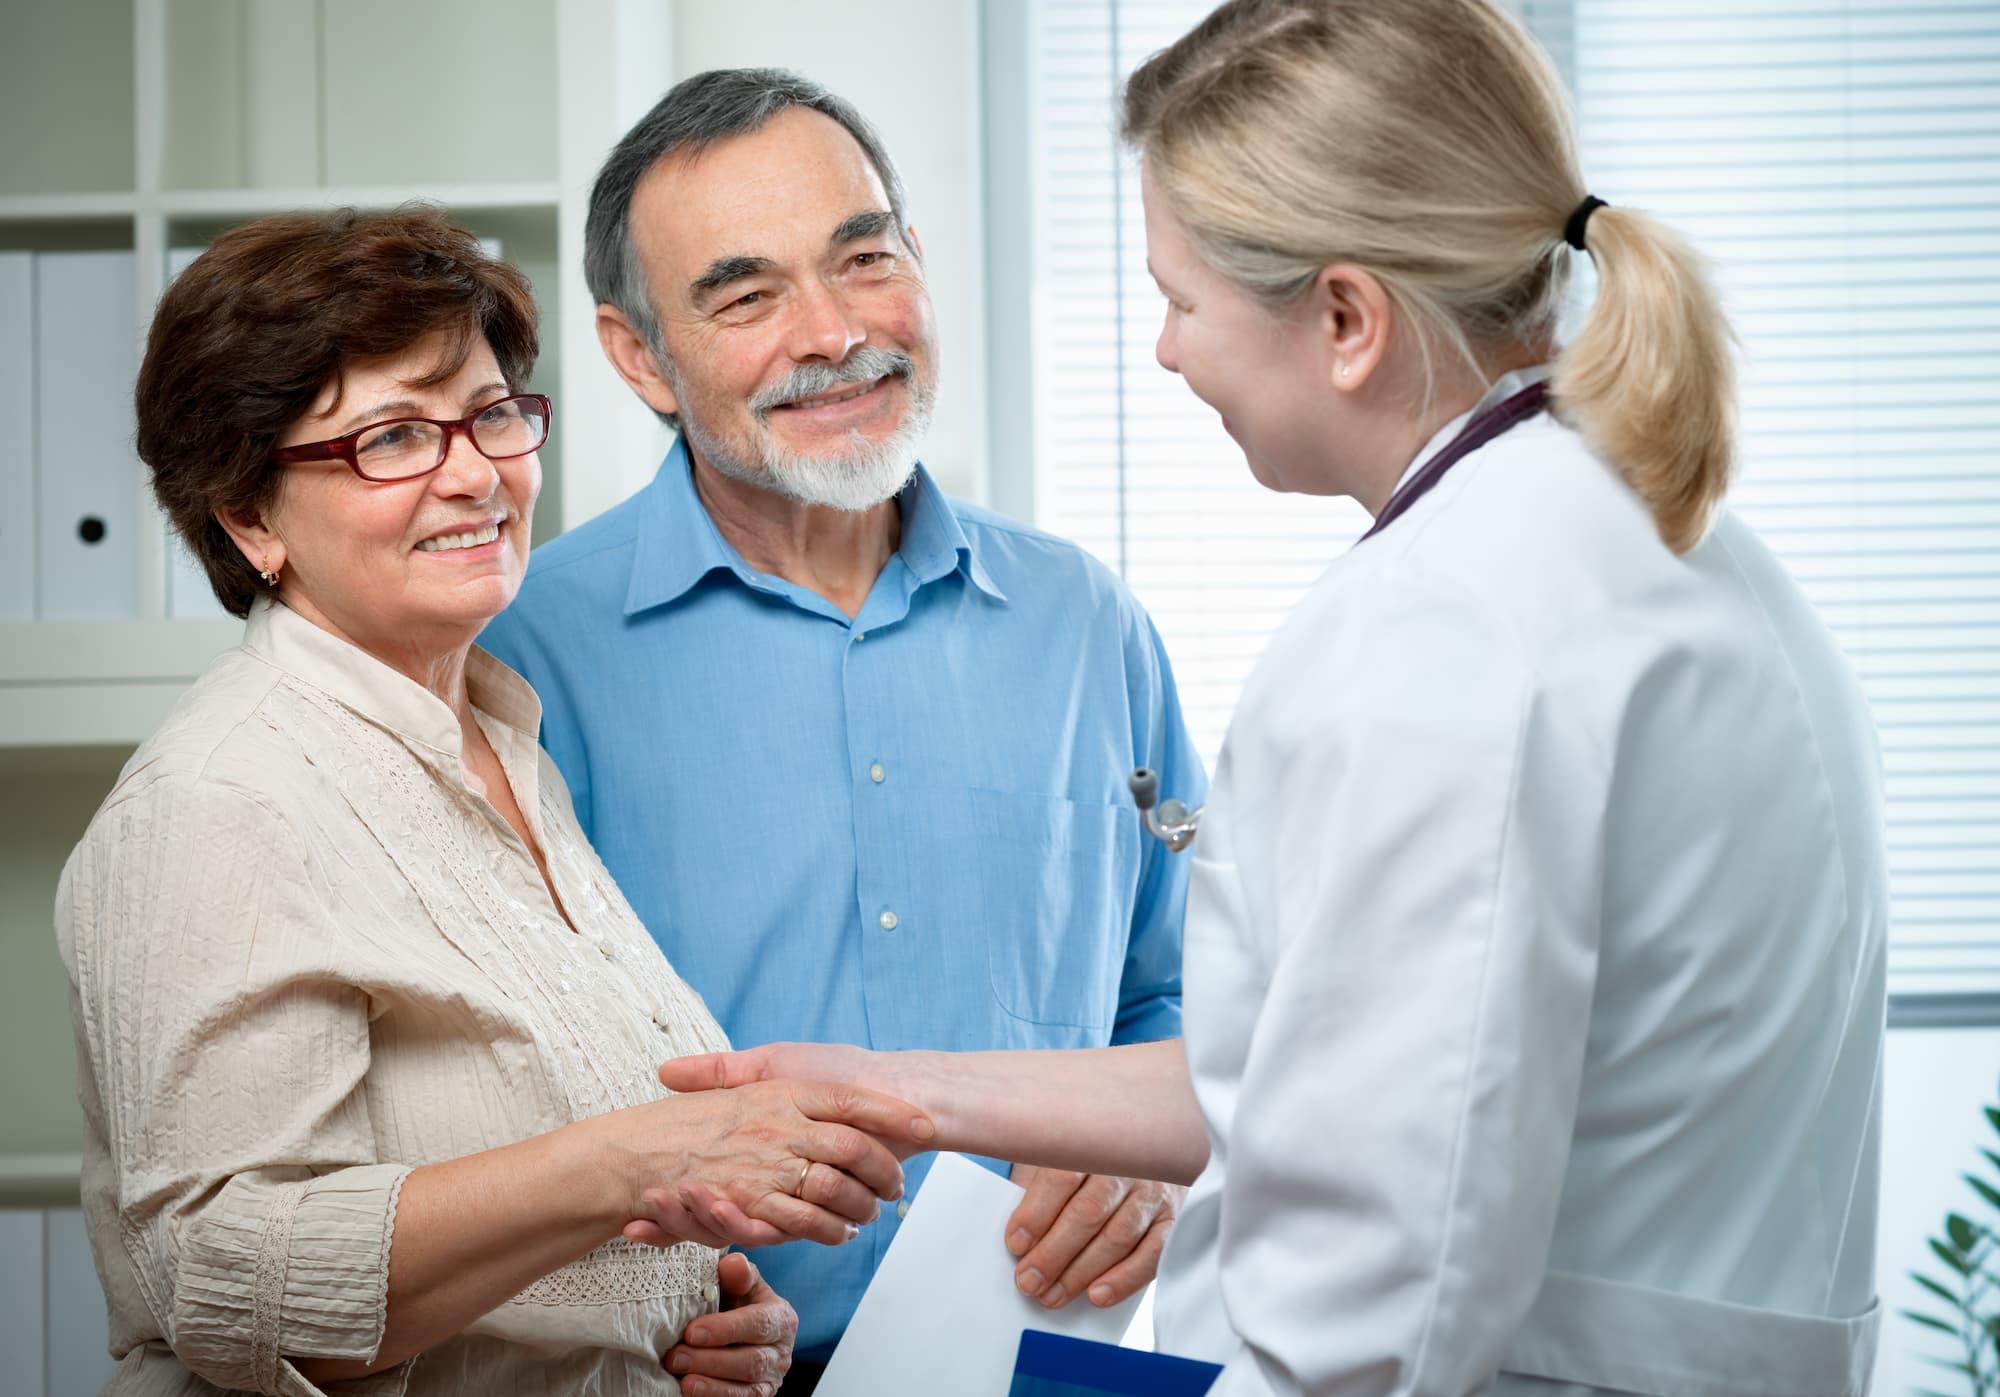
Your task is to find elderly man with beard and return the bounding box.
[480,69,1203,1394]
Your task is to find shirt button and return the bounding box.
[869,762,886,783]
[878,910,899,931]
[854,630,867,642]
[896,1199,911,1219]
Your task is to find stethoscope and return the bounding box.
[1125,378,1551,855]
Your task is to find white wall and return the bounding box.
[1875,1026,2000,1396]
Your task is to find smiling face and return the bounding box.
[230,330,540,676]
[1142,161,1351,495]
[624,106,939,510]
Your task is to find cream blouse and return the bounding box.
[57,597,731,1397]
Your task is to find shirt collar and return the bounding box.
[623,436,1006,616]
[241,594,543,762]
[1388,362,1556,500]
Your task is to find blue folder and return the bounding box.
[1009,1329,1223,1397]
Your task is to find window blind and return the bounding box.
[1025,0,2000,999]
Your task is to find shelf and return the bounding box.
[0,621,239,747]
[0,184,561,225]
[0,621,240,686]
[0,1155,82,1210]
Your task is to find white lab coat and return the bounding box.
[1154,369,1888,1397]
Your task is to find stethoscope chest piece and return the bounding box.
[1130,767,1202,852]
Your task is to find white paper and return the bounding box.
[817,1152,1144,1396]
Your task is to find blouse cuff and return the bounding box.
[172,1163,413,1395]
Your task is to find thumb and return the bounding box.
[716,1250,761,1299]
[658,1048,770,1092]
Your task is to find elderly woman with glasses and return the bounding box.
[56,205,930,1397]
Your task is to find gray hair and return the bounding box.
[584,67,915,428]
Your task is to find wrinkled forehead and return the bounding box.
[629,107,896,297]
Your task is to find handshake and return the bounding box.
[609,1042,934,1254]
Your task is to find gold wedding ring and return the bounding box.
[793,1161,812,1199]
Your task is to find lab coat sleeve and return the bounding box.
[1210,571,1607,1396]
[58,775,412,1396]
[1114,611,1205,1045]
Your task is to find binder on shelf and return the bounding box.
[35,249,140,621]
[0,252,34,621]
[163,246,229,620]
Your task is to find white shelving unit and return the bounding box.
[0,0,674,747]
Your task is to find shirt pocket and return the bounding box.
[971,789,1138,1031]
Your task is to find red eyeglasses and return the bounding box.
[271,393,552,482]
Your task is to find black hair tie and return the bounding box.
[1564,195,1608,251]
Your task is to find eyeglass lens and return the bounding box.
[353,398,548,480]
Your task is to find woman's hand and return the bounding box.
[664,1252,795,1397]
[609,1077,932,1251]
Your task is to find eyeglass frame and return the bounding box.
[269,392,554,483]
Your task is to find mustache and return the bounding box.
[750,346,916,416]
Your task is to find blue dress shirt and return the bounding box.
[479,442,1203,1357]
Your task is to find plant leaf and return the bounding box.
[1969,1172,2000,1213]
[1933,1236,1974,1277]
[1948,1213,1981,1252]
[1981,1147,2000,1180]
[1912,1272,1961,1307]
[1901,1308,1962,1336]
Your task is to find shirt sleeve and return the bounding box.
[60,774,414,1397]
[1114,611,1206,1045]
[1209,572,1607,1396]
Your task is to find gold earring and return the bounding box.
[259,558,279,588]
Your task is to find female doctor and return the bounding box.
[658,1,1891,1392]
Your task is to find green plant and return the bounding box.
[1904,1076,2000,1396]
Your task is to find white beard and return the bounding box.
[669,345,936,513]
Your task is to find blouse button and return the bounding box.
[702,1279,721,1308]
[653,1011,673,1032]
[597,939,617,961]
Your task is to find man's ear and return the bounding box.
[1314,262,1395,392]
[903,223,925,261]
[596,304,682,418]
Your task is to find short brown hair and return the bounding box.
[136,205,541,617]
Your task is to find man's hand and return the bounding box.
[1006,1164,1184,1308]
[663,1252,796,1397]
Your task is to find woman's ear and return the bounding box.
[216,506,284,581]
[1315,263,1395,392]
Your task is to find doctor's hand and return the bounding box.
[663,1252,795,1397]
[1006,1164,1184,1310]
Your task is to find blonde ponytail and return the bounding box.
[1554,205,1736,553]
[1124,0,1739,555]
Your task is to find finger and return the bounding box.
[678,1298,793,1350]
[743,1188,867,1248]
[626,1187,734,1251]
[797,1115,910,1201]
[1014,1174,1130,1303]
[623,1215,731,1251]
[1004,1164,1085,1257]
[670,1354,785,1397]
[1047,1190,1164,1308]
[790,1080,935,1153]
[674,1183,791,1249]
[658,1048,773,1093]
[1081,1213,1174,1308]
[793,1158,885,1225]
